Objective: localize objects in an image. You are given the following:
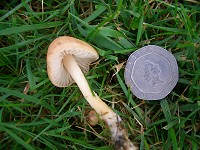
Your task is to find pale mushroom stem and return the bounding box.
[63,55,137,150]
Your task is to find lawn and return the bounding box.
[0,0,200,149]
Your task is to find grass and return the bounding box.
[0,0,199,149]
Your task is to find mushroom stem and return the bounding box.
[63,55,137,150]
[63,55,113,114]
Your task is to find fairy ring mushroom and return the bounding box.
[47,36,137,150]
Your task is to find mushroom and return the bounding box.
[47,36,137,150]
[87,110,99,126]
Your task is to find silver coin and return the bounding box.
[124,45,179,100]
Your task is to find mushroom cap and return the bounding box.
[47,36,99,87]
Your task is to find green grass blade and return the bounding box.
[47,134,97,149]
[0,125,35,150]
[0,0,31,21]
[161,99,178,149]
[0,22,63,35]
[84,5,107,23]
[168,128,178,150]
[116,73,144,122]
[136,14,144,45]
[160,99,172,122]
[33,111,81,140]
[1,122,57,149]
[0,35,53,52]
[0,87,55,112]
[26,59,36,90]
[144,23,188,35]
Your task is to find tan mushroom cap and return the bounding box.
[47,36,99,87]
